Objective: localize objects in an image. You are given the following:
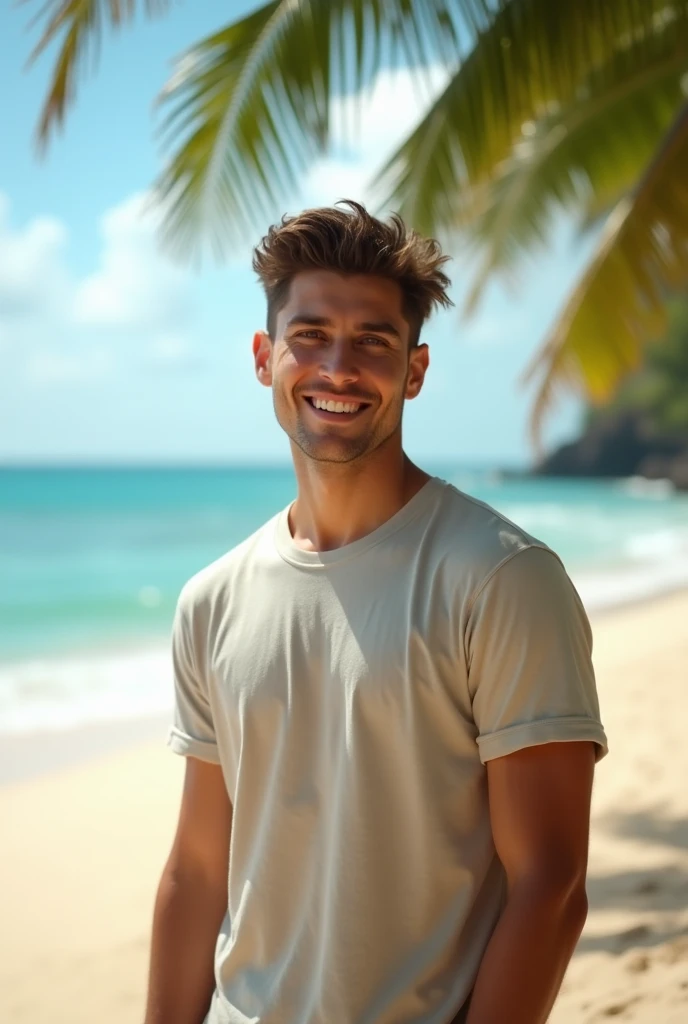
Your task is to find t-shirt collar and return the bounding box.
[274,476,445,569]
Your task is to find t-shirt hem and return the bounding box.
[477,717,608,765]
[167,726,221,764]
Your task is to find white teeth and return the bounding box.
[312,398,360,413]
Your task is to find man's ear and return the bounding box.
[405,343,429,400]
[253,330,272,387]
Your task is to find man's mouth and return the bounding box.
[303,396,372,419]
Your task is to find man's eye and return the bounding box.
[298,330,324,340]
[361,336,386,346]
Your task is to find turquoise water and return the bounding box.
[1,466,296,662]
[1,465,688,733]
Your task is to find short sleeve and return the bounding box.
[466,545,608,765]
[166,589,221,764]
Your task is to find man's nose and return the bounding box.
[319,339,359,386]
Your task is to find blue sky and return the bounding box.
[1,1,596,467]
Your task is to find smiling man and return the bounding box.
[144,201,608,1024]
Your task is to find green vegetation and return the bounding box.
[24,2,688,437]
[595,302,688,437]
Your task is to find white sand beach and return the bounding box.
[1,590,687,1023]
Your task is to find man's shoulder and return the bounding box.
[430,478,561,589]
[176,511,283,617]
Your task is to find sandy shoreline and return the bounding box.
[2,590,688,1022]
[0,711,171,786]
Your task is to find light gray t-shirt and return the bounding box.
[168,477,607,1024]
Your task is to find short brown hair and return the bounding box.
[252,200,453,346]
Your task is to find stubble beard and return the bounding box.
[275,390,405,466]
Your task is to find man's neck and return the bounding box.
[288,445,430,553]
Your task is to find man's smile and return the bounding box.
[302,394,373,422]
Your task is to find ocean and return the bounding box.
[2,465,688,736]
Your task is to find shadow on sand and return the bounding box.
[578,805,688,956]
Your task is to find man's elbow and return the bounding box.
[558,879,588,939]
[509,860,590,935]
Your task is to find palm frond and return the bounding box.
[460,20,688,313]
[522,100,688,443]
[375,0,688,235]
[151,0,464,261]
[26,0,688,258]
[576,192,630,236]
[23,0,169,149]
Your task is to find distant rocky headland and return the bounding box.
[535,410,688,491]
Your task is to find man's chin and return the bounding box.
[293,434,370,464]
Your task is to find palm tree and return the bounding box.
[24,0,688,439]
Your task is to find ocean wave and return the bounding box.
[0,645,173,734]
[571,555,688,613]
[618,476,676,499]
[624,527,688,560]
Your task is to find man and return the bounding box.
[144,200,608,1024]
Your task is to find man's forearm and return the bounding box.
[466,880,588,1024]
[144,865,227,1024]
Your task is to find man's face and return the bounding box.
[253,270,429,464]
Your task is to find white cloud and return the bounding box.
[0,191,197,388]
[73,193,193,330]
[303,66,450,209]
[0,194,71,322]
[306,159,372,209]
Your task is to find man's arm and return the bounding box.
[466,740,595,1024]
[144,757,233,1024]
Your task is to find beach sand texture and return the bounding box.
[1,591,687,1023]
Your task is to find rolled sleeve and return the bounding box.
[167,726,221,764]
[166,587,220,765]
[466,546,608,765]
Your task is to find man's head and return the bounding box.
[252,200,453,465]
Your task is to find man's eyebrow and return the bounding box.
[285,314,333,329]
[357,320,402,339]
[285,314,402,340]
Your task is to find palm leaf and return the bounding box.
[376,0,688,236]
[576,192,630,236]
[460,19,688,314]
[26,0,688,257]
[151,0,466,260]
[522,99,688,443]
[23,0,169,149]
